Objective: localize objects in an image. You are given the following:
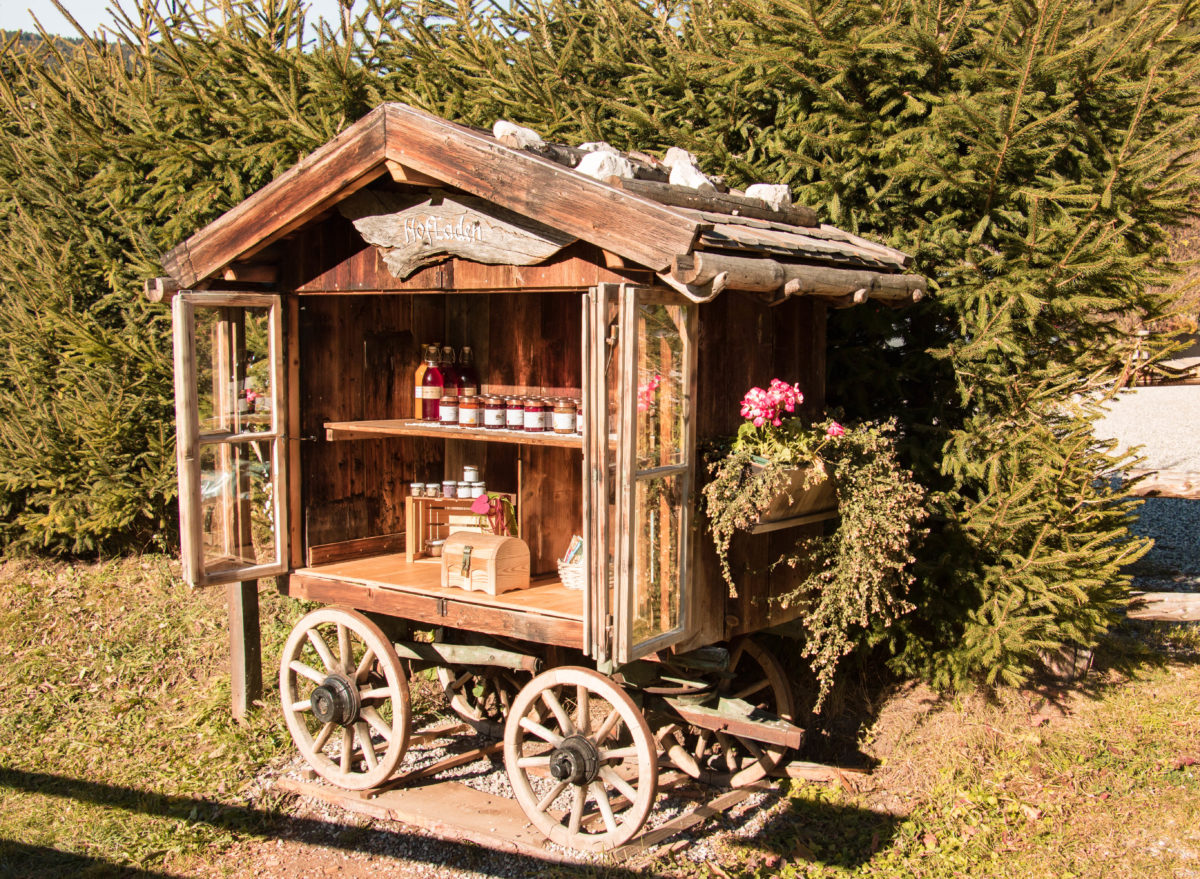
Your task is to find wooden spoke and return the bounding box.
[337,624,352,674]
[598,745,640,761]
[593,708,622,743]
[306,628,338,672]
[576,685,590,735]
[536,780,569,813]
[541,688,574,734]
[361,706,392,741]
[341,727,353,772]
[354,647,376,683]
[504,667,658,852]
[591,781,618,835]
[450,671,472,692]
[313,722,335,753]
[733,678,771,701]
[290,660,326,685]
[599,766,638,804]
[519,715,564,747]
[568,785,586,835]
[434,634,532,739]
[280,607,411,791]
[356,722,378,770]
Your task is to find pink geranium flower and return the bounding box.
[826,421,845,438]
[739,379,803,426]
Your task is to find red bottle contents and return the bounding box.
[458,346,481,397]
[439,346,462,397]
[419,347,445,421]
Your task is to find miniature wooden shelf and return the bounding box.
[324,419,583,449]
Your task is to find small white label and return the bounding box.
[417,385,441,399]
[483,409,505,427]
[439,404,458,423]
[506,410,524,429]
[552,411,574,432]
[523,409,543,430]
[458,408,480,427]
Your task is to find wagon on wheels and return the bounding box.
[155,103,924,852]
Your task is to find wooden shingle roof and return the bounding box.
[161,102,924,305]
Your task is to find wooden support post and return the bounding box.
[228,579,263,720]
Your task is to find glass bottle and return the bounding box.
[419,346,445,421]
[439,346,462,397]
[458,346,481,397]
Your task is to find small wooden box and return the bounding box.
[440,532,531,595]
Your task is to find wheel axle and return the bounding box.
[549,734,600,785]
[311,674,360,726]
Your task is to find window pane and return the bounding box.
[636,303,686,470]
[194,306,275,436]
[199,441,278,574]
[632,474,683,645]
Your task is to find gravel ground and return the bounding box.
[1094,385,1200,588]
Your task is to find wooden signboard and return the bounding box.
[339,190,576,279]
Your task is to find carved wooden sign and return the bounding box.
[339,190,576,279]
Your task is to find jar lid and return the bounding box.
[507,395,525,405]
[439,394,458,403]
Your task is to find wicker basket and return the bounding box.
[558,558,585,591]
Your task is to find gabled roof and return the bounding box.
[161,102,701,288]
[161,102,925,305]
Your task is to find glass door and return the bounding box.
[172,292,288,587]
[585,285,698,665]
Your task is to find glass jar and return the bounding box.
[458,395,480,427]
[438,395,458,425]
[463,465,480,482]
[524,397,547,432]
[575,399,583,434]
[505,396,526,430]
[457,481,472,498]
[470,481,486,498]
[481,396,505,429]
[426,483,442,498]
[442,480,457,499]
[552,398,575,435]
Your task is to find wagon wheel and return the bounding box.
[280,607,411,790]
[504,667,658,852]
[665,636,796,788]
[437,663,529,739]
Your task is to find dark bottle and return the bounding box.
[458,346,481,397]
[439,345,462,397]
[419,345,445,421]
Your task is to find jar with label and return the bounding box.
[457,481,472,498]
[505,396,525,430]
[552,398,575,435]
[481,396,505,429]
[438,395,458,425]
[575,399,583,434]
[442,480,457,499]
[409,482,425,498]
[463,465,480,482]
[470,481,486,498]
[458,395,480,428]
[523,397,547,432]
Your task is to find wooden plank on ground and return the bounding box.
[1126,469,1200,499]
[1128,592,1200,622]
[276,777,574,863]
[609,786,755,860]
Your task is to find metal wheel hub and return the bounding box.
[311,674,360,726]
[549,734,600,785]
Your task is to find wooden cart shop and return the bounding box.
[152,102,925,852]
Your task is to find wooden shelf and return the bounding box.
[324,419,583,449]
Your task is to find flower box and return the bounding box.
[748,457,837,525]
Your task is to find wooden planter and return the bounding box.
[748,458,838,533]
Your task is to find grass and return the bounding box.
[0,557,1197,878]
[0,556,306,876]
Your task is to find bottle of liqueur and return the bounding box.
[439,345,463,397]
[457,346,481,397]
[419,345,445,421]
[414,344,431,419]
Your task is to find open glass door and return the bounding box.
[172,292,288,587]
[585,284,698,665]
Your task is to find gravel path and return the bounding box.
[1094,385,1200,585]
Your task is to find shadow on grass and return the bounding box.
[0,765,903,876]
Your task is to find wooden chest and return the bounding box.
[440,532,531,595]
